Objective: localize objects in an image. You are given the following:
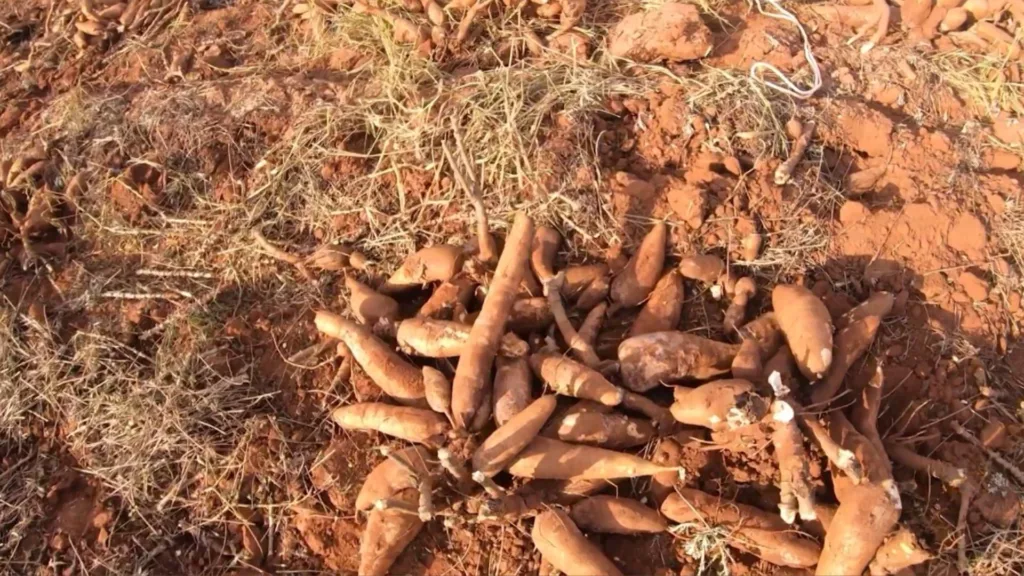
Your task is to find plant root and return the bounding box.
[251,225,314,281]
[951,421,1024,485]
[444,117,496,264]
[543,271,601,368]
[774,120,815,185]
[884,441,967,487]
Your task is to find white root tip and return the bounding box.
[837,448,856,468]
[471,470,487,483]
[882,479,903,510]
[779,505,797,524]
[710,284,724,300]
[677,467,687,481]
[799,506,817,522]
[820,348,833,370]
[771,400,795,423]
[768,370,789,397]
[860,41,875,54]
[373,499,388,510]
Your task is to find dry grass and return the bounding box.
[670,522,736,576]
[926,51,1024,119]
[993,192,1024,286]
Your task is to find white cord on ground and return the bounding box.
[748,0,822,100]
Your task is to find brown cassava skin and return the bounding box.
[576,274,611,310]
[621,391,675,431]
[359,488,424,576]
[772,284,834,380]
[541,400,613,438]
[772,414,815,522]
[315,312,426,405]
[531,509,624,576]
[417,276,475,319]
[738,312,783,358]
[346,276,400,325]
[835,292,894,331]
[421,366,452,419]
[729,527,822,568]
[506,296,554,334]
[472,395,558,477]
[530,351,625,406]
[649,438,682,505]
[396,317,529,358]
[902,0,932,28]
[661,490,789,530]
[577,302,609,348]
[663,492,822,567]
[817,483,900,576]
[628,269,684,337]
[382,244,465,292]
[482,477,608,520]
[618,331,739,392]
[810,315,880,405]
[723,277,756,332]
[611,221,667,307]
[562,263,609,297]
[331,403,449,447]
[493,356,534,426]
[562,263,610,310]
[731,338,763,382]
[506,437,676,480]
[531,226,561,282]
[355,446,435,511]
[452,213,534,429]
[764,345,797,390]
[678,254,725,283]
[671,379,768,431]
[570,495,667,534]
[868,528,932,576]
[552,410,656,449]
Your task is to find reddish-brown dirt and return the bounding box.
[2,0,1023,575]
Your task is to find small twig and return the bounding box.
[443,119,495,264]
[250,226,313,281]
[286,339,335,365]
[99,290,183,300]
[136,268,216,279]
[774,120,816,185]
[951,422,1024,485]
[956,480,977,573]
[472,471,506,498]
[542,272,600,368]
[380,447,423,481]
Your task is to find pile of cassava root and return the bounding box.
[311,210,952,576]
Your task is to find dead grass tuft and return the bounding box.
[993,193,1024,285]
[670,522,736,576]
[925,51,1024,119]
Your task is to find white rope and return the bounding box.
[748,0,823,100]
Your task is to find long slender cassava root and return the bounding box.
[451,212,534,429]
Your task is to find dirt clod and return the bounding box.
[608,3,712,63]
